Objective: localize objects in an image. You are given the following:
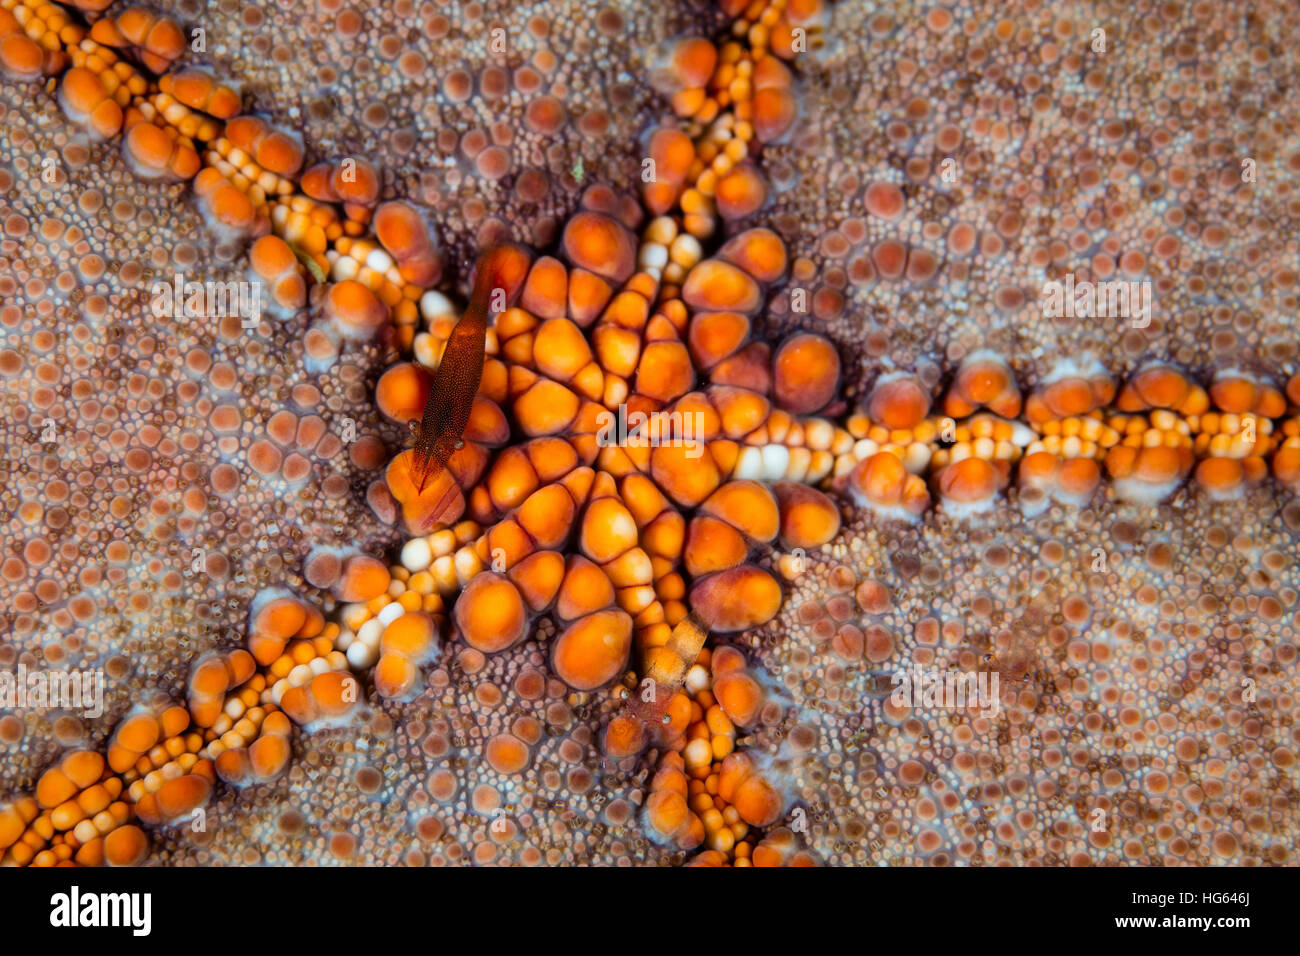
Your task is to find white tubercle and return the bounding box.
[376,601,405,627]
[365,248,394,273]
[345,641,377,670]
[638,242,668,271]
[419,290,455,325]
[760,443,790,479]
[332,255,359,281]
[357,618,383,650]
[401,537,433,572]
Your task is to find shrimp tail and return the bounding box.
[409,424,452,495]
[419,469,464,532]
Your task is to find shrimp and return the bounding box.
[409,244,529,513]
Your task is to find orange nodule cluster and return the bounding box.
[185,652,292,784]
[375,610,443,699]
[0,2,79,82]
[324,279,388,341]
[683,482,784,631]
[132,769,213,828]
[3,751,132,866]
[303,157,382,227]
[847,450,931,518]
[386,435,493,533]
[2,0,828,872]
[247,593,321,665]
[719,0,831,61]
[640,644,798,864]
[188,649,256,727]
[373,200,443,287]
[392,214,847,689]
[87,6,184,75]
[943,351,1022,419]
[193,165,268,239]
[836,356,1300,518]
[1116,364,1209,416]
[113,724,207,823]
[642,8,803,238]
[636,613,711,720]
[747,826,820,867]
[709,645,766,727]
[384,213,853,722]
[122,115,201,180]
[57,65,124,139]
[158,67,241,119]
[210,709,293,787]
[1018,452,1103,509]
[1,566,388,863]
[458,568,531,642]
[1,582,366,864]
[867,373,931,430]
[222,114,305,180]
[376,361,433,425]
[248,235,308,312]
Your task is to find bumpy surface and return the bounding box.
[1,0,1298,867]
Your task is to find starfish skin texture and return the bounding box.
[1,0,1298,867]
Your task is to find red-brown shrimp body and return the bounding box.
[411,244,530,497]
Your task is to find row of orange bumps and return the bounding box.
[0,586,357,865]
[2,2,182,87]
[2,1,443,345]
[644,0,827,234]
[631,645,813,864]
[845,354,1300,516]
[0,705,213,866]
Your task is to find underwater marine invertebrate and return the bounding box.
[1,0,1298,877]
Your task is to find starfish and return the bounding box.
[2,0,1299,869]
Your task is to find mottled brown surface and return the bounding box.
[2,0,1298,864]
